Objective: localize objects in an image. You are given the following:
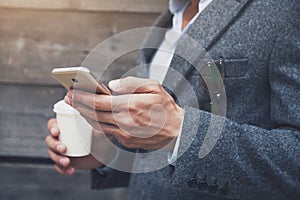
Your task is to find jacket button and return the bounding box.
[187,178,198,188]
[197,174,208,191]
[168,165,175,176]
[198,180,208,191]
[208,183,219,193]
[219,182,229,195]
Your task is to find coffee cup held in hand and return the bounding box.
[53,100,92,157]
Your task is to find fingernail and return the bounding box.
[57,144,65,152]
[67,167,74,174]
[59,158,67,166]
[64,96,70,104]
[67,90,73,98]
[50,127,58,135]
[109,79,121,91]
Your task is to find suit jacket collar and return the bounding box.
[163,0,253,108]
[137,0,253,94]
[184,0,253,51]
[137,10,173,66]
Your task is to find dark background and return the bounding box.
[0,0,167,199]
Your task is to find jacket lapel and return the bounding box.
[136,10,173,78]
[162,0,253,107]
[137,0,253,107]
[169,0,253,76]
[185,0,253,51]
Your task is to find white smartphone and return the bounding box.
[51,67,111,95]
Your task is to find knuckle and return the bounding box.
[122,140,135,149]
[48,150,57,162]
[100,112,110,123]
[147,95,163,107]
[137,117,149,127]
[126,98,139,112]
[147,81,161,91]
[152,83,161,91]
[94,98,101,109]
[166,96,174,105]
[154,94,164,104]
[47,118,55,130]
[112,128,122,138]
[128,103,138,114]
[121,116,137,129]
[45,136,51,145]
[123,132,132,141]
[118,132,130,144]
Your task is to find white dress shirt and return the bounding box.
[149,0,213,164]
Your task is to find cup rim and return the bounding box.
[53,100,80,115]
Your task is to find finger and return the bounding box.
[47,118,60,137]
[108,76,161,94]
[86,118,105,131]
[69,89,133,112]
[92,128,115,141]
[72,101,116,125]
[73,103,114,131]
[48,150,70,168]
[45,135,67,154]
[97,123,123,137]
[98,123,137,146]
[67,90,113,111]
[64,95,72,106]
[54,164,75,176]
[84,116,115,137]
[54,164,68,176]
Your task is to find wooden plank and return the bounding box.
[0,163,128,200]
[0,0,168,13]
[0,84,65,157]
[0,113,53,157]
[0,84,66,117]
[0,8,158,84]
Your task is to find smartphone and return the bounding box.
[51,67,111,95]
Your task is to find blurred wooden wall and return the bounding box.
[0,0,168,199]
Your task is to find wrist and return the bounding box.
[166,106,184,150]
[174,105,184,136]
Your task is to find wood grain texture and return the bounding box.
[0,112,52,157]
[0,163,128,200]
[0,8,158,84]
[0,84,65,157]
[0,84,65,117]
[0,0,168,13]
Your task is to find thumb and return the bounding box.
[47,118,60,137]
[108,76,160,94]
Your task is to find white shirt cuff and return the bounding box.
[168,109,185,165]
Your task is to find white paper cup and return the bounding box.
[53,100,92,157]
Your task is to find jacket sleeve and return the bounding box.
[169,28,300,199]
[91,167,131,190]
[90,143,135,190]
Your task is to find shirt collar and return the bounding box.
[169,0,190,13]
[169,0,210,13]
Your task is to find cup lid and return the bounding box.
[53,100,80,115]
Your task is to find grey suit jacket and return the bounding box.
[91,0,300,199]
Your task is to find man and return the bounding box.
[46,0,300,199]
